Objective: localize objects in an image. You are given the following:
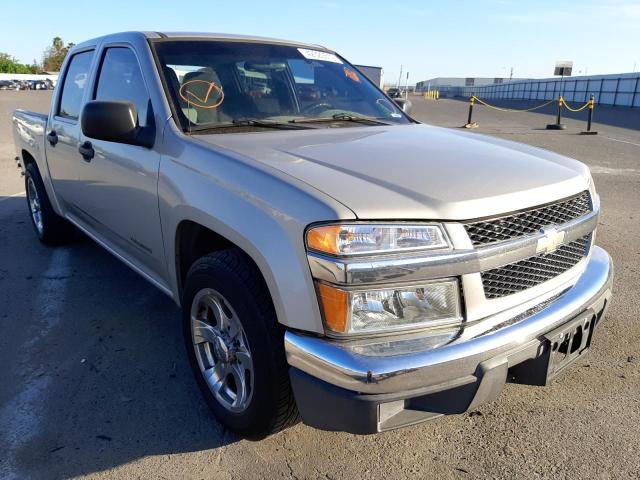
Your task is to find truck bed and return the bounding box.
[12,109,48,170]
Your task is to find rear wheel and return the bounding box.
[182,249,299,438]
[24,163,74,245]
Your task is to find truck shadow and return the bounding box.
[0,198,239,479]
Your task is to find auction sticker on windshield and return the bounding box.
[297,48,342,64]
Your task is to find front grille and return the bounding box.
[481,235,590,299]
[464,191,592,246]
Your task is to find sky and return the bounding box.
[1,0,639,84]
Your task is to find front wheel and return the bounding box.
[182,249,299,438]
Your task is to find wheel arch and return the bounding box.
[175,219,236,297]
[21,148,37,168]
[21,147,65,216]
[171,215,324,334]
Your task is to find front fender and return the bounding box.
[158,129,355,334]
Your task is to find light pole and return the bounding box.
[405,72,409,98]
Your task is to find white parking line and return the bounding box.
[0,248,71,480]
[590,165,640,176]
[605,136,640,148]
[0,191,26,203]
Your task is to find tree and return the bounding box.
[42,37,75,72]
[0,53,37,74]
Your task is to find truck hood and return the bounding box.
[197,123,591,220]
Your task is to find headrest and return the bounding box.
[182,67,221,86]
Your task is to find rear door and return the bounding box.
[77,45,165,279]
[46,49,95,214]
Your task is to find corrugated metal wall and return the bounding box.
[450,73,640,108]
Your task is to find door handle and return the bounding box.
[78,141,95,161]
[47,130,58,146]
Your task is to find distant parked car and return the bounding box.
[29,80,49,90]
[387,87,402,98]
[11,80,31,90]
[0,80,19,90]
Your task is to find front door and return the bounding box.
[77,46,165,279]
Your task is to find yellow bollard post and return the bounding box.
[464,96,478,128]
[546,96,566,130]
[581,95,598,135]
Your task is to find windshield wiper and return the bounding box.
[189,118,311,133]
[290,113,392,126]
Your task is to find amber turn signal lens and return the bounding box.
[307,224,448,256]
[315,282,349,333]
[306,225,343,255]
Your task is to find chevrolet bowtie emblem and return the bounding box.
[536,227,566,255]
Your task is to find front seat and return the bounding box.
[181,67,229,125]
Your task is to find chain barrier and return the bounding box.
[559,96,590,112]
[471,96,556,113]
[463,93,597,134]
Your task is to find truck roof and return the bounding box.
[72,31,330,53]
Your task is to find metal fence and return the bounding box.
[448,73,640,108]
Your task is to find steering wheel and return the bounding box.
[301,101,335,115]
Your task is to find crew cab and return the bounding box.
[12,31,613,438]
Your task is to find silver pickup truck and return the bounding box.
[12,31,613,438]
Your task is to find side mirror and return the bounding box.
[81,100,154,148]
[393,98,413,114]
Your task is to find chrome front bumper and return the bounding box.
[285,246,613,397]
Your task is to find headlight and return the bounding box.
[316,279,462,335]
[306,223,449,256]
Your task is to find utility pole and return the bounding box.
[397,65,403,89]
[405,72,409,98]
[509,67,513,81]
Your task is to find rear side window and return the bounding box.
[58,50,94,119]
[95,47,150,127]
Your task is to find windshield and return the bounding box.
[152,40,410,132]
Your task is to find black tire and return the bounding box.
[24,162,74,245]
[182,249,299,438]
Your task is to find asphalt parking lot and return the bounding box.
[1,90,639,479]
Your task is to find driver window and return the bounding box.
[95,47,150,127]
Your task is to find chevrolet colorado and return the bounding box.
[12,32,613,438]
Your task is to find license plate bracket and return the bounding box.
[543,312,596,383]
